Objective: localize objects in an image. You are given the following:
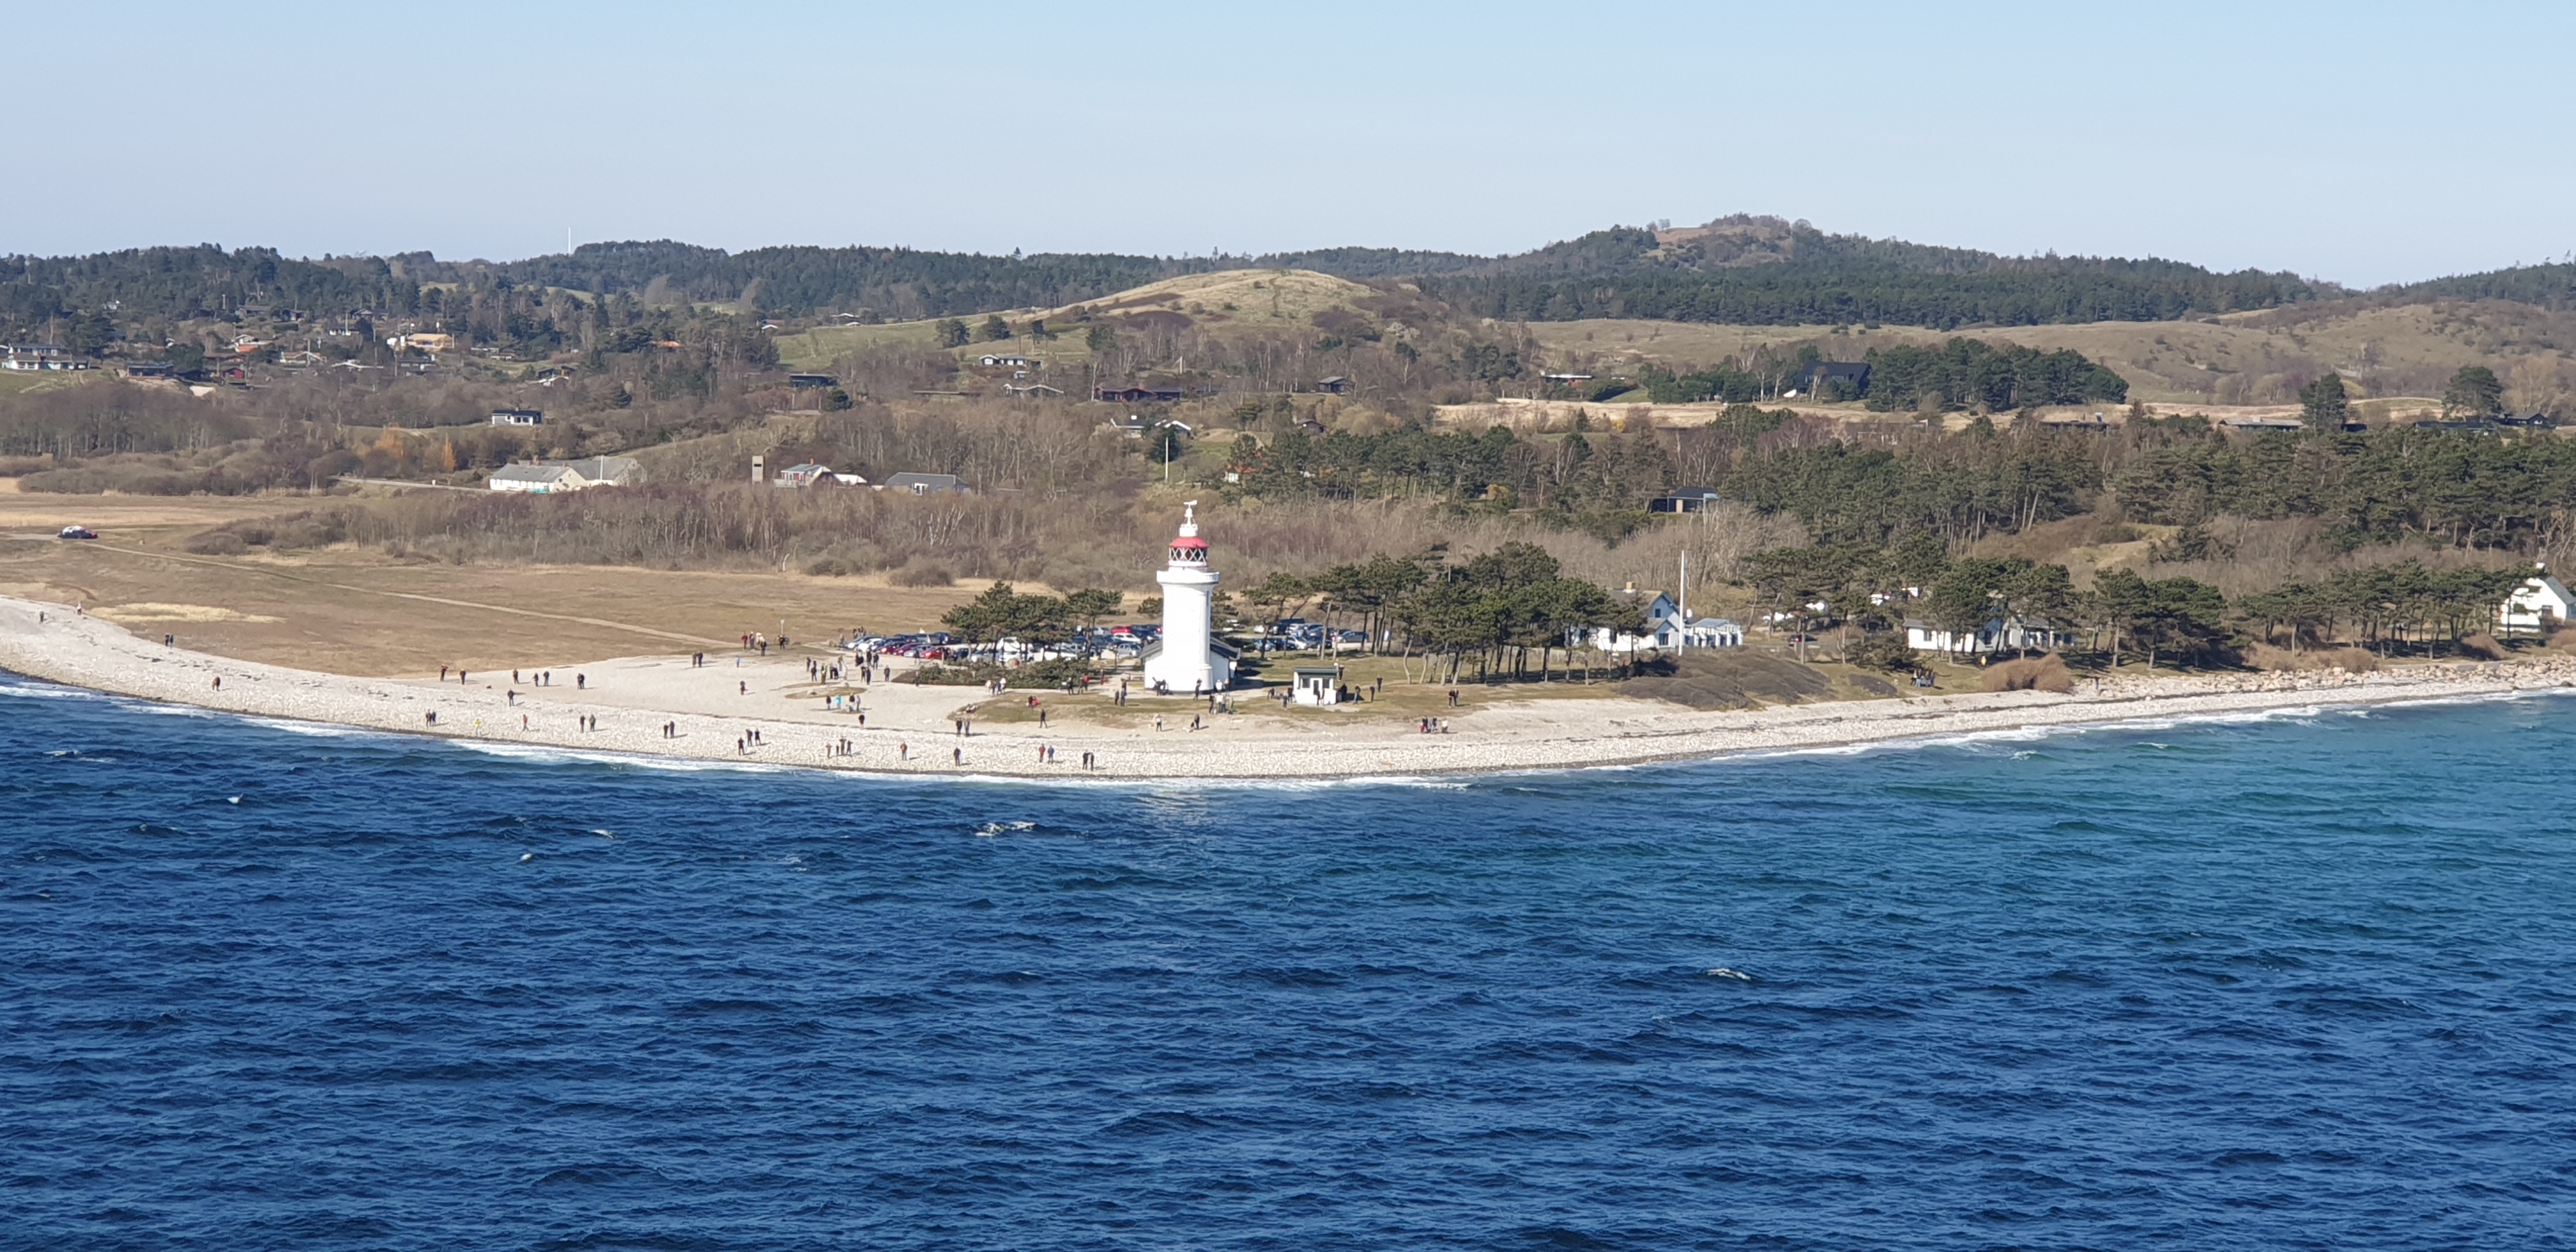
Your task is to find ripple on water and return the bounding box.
[0,685,2570,1249]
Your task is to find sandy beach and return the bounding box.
[4,591,2571,779]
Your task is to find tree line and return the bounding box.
[1420,259,2322,328]
[1739,539,2528,671]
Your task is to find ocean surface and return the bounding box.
[4,678,2572,1251]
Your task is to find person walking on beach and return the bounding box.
[952,746,962,766]
[900,741,908,761]
[211,676,220,691]
[740,681,747,695]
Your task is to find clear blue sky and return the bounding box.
[10,0,2570,286]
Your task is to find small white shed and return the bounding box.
[1291,665,1344,706]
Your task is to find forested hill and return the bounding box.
[2387,261,2576,309]
[1407,217,2329,328]
[472,242,1199,321]
[8,217,2573,336]
[0,246,408,332]
[0,242,1218,330]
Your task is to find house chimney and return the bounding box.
[751,455,765,483]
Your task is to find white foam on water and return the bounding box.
[240,716,393,741]
[451,739,801,775]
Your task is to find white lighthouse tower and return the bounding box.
[1142,500,1235,694]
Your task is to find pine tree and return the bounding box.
[2298,372,2350,432]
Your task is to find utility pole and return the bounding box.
[1678,549,1688,655]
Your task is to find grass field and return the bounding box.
[0,484,995,676]
[770,320,947,371]
[772,268,1382,374]
[1523,302,2576,410]
[1052,268,1377,328]
[0,369,109,397]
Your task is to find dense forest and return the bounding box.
[2389,259,2576,309]
[1421,257,2322,328]
[19,215,2576,344]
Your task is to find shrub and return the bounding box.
[902,657,1103,687]
[1843,631,1922,673]
[1981,654,2075,693]
[183,510,347,554]
[2456,632,2506,660]
[2245,643,2379,673]
[889,558,955,588]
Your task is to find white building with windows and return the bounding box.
[1905,615,2069,656]
[1662,616,1744,648]
[2500,563,2576,634]
[486,456,641,494]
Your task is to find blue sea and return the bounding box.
[4,678,2572,1251]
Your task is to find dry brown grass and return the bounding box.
[1980,655,2075,692]
[2245,643,2381,673]
[2457,632,2508,660]
[1521,301,2576,409]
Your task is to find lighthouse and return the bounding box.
[1141,500,1236,694]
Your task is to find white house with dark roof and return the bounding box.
[486,455,641,494]
[1661,616,1744,648]
[2500,563,2576,634]
[772,462,841,487]
[1905,615,2069,656]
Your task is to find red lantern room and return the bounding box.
[1169,534,1208,565]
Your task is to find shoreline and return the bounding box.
[6,593,2572,780]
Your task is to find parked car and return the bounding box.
[57,526,97,540]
